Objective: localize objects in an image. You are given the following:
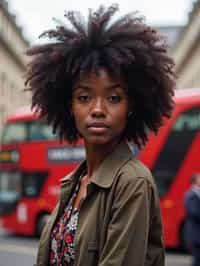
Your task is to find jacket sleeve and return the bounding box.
[144,182,165,266]
[185,193,200,222]
[98,173,164,266]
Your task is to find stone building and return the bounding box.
[0,0,30,133]
[157,25,183,50]
[172,0,200,89]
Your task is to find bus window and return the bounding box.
[152,106,200,197]
[0,171,21,202]
[22,172,48,197]
[29,122,57,141]
[1,122,27,144]
[0,171,22,215]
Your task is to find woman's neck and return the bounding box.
[84,140,120,178]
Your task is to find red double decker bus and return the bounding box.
[0,107,85,236]
[139,88,200,248]
[0,88,200,248]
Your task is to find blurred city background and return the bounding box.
[0,0,200,265]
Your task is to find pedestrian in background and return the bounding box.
[184,173,200,266]
[25,4,176,266]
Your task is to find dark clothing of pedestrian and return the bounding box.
[184,187,200,266]
[190,245,200,266]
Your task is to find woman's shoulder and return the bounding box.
[118,157,156,188]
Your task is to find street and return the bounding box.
[0,230,192,266]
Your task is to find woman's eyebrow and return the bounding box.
[105,84,125,90]
[73,85,91,91]
[74,83,126,91]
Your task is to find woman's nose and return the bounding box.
[90,98,106,117]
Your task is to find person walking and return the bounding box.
[25,4,176,266]
[184,173,200,266]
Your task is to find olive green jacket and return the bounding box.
[35,142,165,266]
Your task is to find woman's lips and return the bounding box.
[87,126,108,134]
[87,123,109,134]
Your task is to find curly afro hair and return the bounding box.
[25,4,176,148]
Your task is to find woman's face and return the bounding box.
[71,69,129,146]
[195,174,200,187]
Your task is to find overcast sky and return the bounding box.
[9,0,194,43]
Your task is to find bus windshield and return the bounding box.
[1,122,27,144]
[1,121,57,144]
[153,106,200,197]
[29,121,57,141]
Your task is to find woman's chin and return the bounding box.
[84,135,112,146]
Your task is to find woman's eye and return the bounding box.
[108,95,122,103]
[77,95,90,102]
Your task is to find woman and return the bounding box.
[26,4,175,266]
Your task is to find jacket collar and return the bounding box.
[60,160,87,185]
[61,141,134,189]
[91,141,133,188]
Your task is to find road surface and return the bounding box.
[0,230,192,266]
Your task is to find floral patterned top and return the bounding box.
[49,178,80,266]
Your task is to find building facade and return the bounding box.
[172,0,200,89]
[0,0,30,133]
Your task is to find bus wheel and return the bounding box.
[36,213,50,237]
